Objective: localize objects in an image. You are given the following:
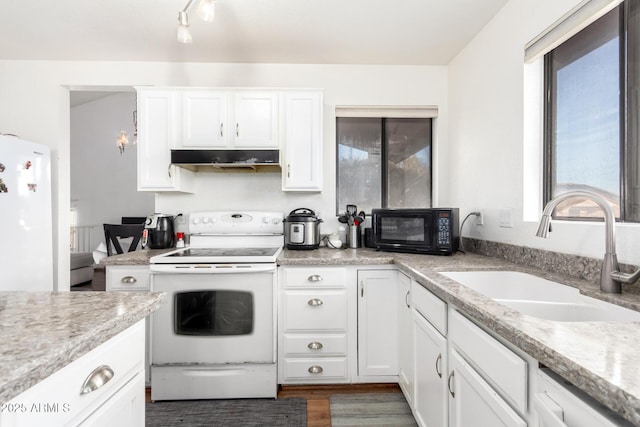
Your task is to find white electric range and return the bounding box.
[149,211,284,401]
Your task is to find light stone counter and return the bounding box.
[279,247,640,426]
[0,291,165,403]
[99,248,173,266]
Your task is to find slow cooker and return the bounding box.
[283,208,323,250]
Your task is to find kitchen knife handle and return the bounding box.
[308,298,323,307]
[308,274,323,282]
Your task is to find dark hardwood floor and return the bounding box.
[70,267,105,291]
[146,384,402,427]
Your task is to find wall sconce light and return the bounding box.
[116,111,138,155]
[178,0,216,44]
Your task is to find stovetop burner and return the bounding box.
[166,247,280,258]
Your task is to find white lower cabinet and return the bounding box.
[397,272,414,406]
[357,269,398,378]
[448,348,526,427]
[534,368,633,427]
[279,266,349,384]
[412,280,448,427]
[414,305,448,427]
[106,265,152,386]
[1,321,145,427]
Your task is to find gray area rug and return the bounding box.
[146,398,306,426]
[330,393,417,426]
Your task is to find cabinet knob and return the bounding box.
[308,298,323,307]
[435,353,442,378]
[307,274,323,282]
[308,341,324,350]
[308,365,323,374]
[80,365,114,396]
[121,276,137,284]
[447,371,455,398]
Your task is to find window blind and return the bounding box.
[524,0,623,63]
[335,105,438,118]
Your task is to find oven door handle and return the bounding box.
[149,264,276,274]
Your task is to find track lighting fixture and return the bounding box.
[177,0,216,44]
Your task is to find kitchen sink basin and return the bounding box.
[440,271,640,322]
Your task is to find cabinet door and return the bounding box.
[79,373,145,427]
[357,270,398,377]
[448,349,526,427]
[232,91,279,148]
[282,91,323,191]
[414,308,447,427]
[136,90,194,192]
[181,90,228,148]
[397,272,414,406]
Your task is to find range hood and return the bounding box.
[171,149,280,172]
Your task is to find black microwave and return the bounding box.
[371,208,459,255]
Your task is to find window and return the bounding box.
[544,1,640,221]
[336,117,432,214]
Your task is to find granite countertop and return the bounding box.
[99,246,640,424]
[280,247,640,426]
[0,291,165,403]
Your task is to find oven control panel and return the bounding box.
[189,211,284,235]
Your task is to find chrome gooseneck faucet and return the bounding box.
[536,190,640,294]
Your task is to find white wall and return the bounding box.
[0,62,447,290]
[448,0,640,265]
[70,92,155,226]
[70,92,154,244]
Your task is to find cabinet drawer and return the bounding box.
[283,291,347,331]
[106,266,150,291]
[283,334,347,356]
[283,357,347,380]
[449,309,527,413]
[3,321,145,427]
[412,282,447,335]
[282,267,346,288]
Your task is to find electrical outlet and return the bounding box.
[499,208,513,228]
[476,210,484,226]
[175,213,186,225]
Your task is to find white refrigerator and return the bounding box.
[0,135,53,291]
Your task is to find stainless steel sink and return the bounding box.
[441,271,640,322]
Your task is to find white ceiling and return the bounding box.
[0,0,507,65]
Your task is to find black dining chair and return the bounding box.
[103,224,145,256]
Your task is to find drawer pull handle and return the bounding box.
[80,365,114,396]
[308,341,323,350]
[447,371,455,398]
[405,290,410,308]
[308,274,323,282]
[435,353,442,378]
[121,276,137,284]
[220,123,224,138]
[308,365,323,374]
[308,298,323,307]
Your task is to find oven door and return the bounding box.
[151,266,275,365]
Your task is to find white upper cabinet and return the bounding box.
[282,91,323,192]
[174,89,278,149]
[181,90,228,148]
[233,91,279,148]
[136,89,195,193]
